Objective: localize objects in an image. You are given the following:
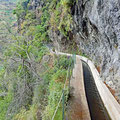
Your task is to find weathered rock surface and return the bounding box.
[72,0,120,98]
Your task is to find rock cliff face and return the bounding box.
[18,0,120,98]
[72,0,120,98]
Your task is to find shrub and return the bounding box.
[0,91,13,120]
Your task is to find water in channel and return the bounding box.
[82,62,111,120]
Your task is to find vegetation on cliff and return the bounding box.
[0,0,74,119]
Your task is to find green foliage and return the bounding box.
[13,0,29,17]
[0,91,13,120]
[35,46,49,61]
[34,24,49,43]
[25,12,36,20]
[49,0,73,37]
[43,77,64,120]
[13,105,38,120]
[34,6,50,43]
[9,55,73,120]
[54,55,74,69]
[42,55,73,120]
[0,0,75,119]
[0,66,13,119]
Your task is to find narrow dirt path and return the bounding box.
[67,57,91,120]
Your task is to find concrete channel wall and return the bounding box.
[53,50,120,120]
[68,57,91,120]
